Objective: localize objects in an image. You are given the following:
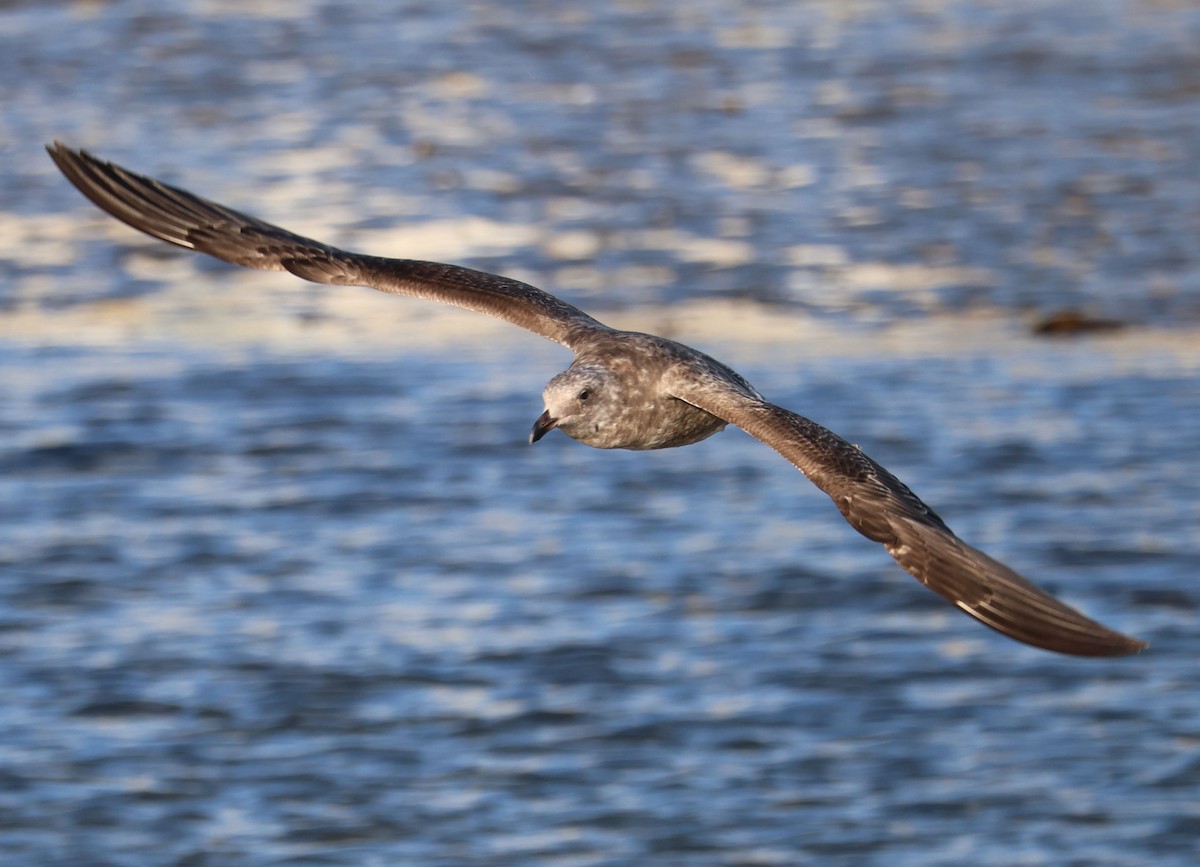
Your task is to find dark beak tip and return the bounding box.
[530,410,557,444]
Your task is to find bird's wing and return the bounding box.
[47,143,610,350]
[666,368,1146,657]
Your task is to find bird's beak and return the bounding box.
[530,410,558,444]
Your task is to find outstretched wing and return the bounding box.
[47,143,610,350]
[668,368,1146,657]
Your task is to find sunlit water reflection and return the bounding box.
[2,0,1199,864]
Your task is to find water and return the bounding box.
[1,1,1198,864]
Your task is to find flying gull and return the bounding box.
[46,142,1146,657]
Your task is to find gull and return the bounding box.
[46,142,1146,657]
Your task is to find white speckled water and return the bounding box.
[2,1,1198,864]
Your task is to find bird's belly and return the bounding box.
[609,401,727,451]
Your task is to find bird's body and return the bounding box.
[47,142,1146,657]
[540,335,747,450]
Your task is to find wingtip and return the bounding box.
[1082,635,1147,658]
[46,141,100,167]
[1012,616,1148,658]
[46,140,79,169]
[1116,635,1149,656]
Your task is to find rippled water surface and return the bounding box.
[2,1,1199,865]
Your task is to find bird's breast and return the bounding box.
[583,397,725,451]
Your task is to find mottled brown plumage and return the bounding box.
[47,142,1146,657]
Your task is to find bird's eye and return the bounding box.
[579,389,591,401]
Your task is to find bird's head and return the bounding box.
[531,365,622,448]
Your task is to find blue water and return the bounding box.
[2,1,1199,865]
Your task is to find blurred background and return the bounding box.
[2,1,1199,864]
